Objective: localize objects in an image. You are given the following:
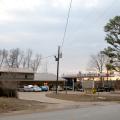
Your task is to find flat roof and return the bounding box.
[0,68,34,73]
[34,73,65,81]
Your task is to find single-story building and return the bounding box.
[19,73,65,89]
[62,72,120,90]
[62,74,80,91]
[0,68,65,89]
[35,73,65,87]
[0,68,34,81]
[0,68,34,89]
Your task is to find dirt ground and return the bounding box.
[1,91,120,115]
[0,97,48,113]
[46,92,120,102]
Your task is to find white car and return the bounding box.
[23,85,34,92]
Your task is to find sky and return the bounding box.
[0,0,120,75]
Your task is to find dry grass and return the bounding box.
[46,93,120,102]
[0,97,46,113]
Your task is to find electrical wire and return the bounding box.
[65,0,117,45]
[41,54,55,60]
[40,0,73,60]
[40,0,117,60]
[61,0,73,48]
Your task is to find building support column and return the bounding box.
[72,79,74,91]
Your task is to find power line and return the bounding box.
[54,0,73,93]
[41,0,117,61]
[61,0,73,48]
[41,54,55,60]
[41,0,73,60]
[67,0,117,45]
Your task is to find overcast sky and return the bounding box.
[0,0,120,74]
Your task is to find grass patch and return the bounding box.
[46,93,120,102]
[0,97,46,113]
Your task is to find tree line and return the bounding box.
[0,48,41,72]
[89,16,120,76]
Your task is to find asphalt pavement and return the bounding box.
[18,92,75,104]
[0,103,120,120]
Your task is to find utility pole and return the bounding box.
[55,46,62,94]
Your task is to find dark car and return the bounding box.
[97,86,115,92]
[40,86,48,91]
[104,86,115,92]
[64,86,73,90]
[96,87,105,92]
[104,86,110,92]
[76,88,84,92]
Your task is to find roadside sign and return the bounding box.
[82,80,94,89]
[92,88,96,94]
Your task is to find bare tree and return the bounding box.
[0,49,8,68]
[31,54,42,72]
[26,49,33,68]
[88,52,109,86]
[89,53,107,74]
[0,48,41,72]
[22,49,33,69]
[5,48,23,68]
[0,50,4,68]
[22,55,27,68]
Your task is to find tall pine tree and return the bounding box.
[103,16,120,72]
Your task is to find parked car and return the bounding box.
[23,85,34,92]
[96,86,115,92]
[57,86,63,91]
[64,86,73,90]
[51,86,63,91]
[104,86,115,92]
[51,86,56,91]
[40,86,49,91]
[77,88,84,92]
[109,87,115,91]
[18,87,24,92]
[33,86,42,92]
[96,87,105,92]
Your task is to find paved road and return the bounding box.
[18,92,77,104]
[1,104,120,120]
[18,92,108,109]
